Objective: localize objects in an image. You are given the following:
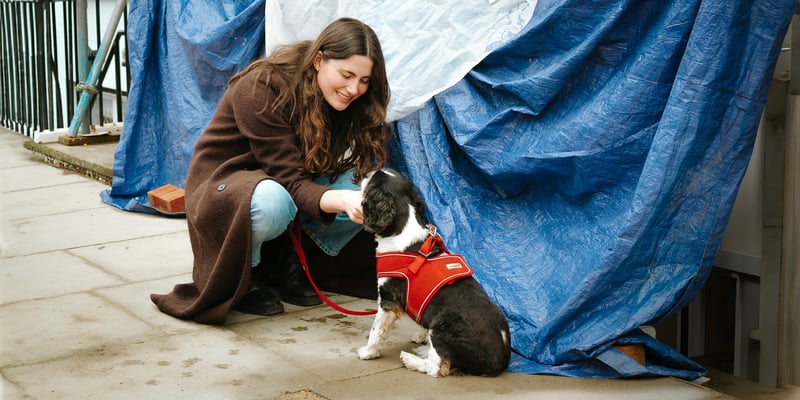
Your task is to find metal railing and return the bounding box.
[0,0,128,138]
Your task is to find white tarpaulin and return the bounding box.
[264,0,537,121]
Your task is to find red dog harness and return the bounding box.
[376,228,474,323]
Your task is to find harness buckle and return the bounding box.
[417,224,443,259]
[425,224,438,237]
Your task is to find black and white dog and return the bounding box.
[357,168,511,377]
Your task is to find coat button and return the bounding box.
[217,184,227,191]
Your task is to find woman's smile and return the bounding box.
[315,53,373,111]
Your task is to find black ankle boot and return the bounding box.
[274,250,323,306]
[233,281,284,316]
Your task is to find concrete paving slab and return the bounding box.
[0,163,89,193]
[1,206,187,257]
[0,292,159,366]
[22,139,116,184]
[315,368,735,400]
[0,145,39,169]
[94,276,364,337]
[2,328,314,400]
[0,132,38,170]
[94,275,207,336]
[44,140,117,169]
[224,292,372,327]
[0,250,124,305]
[1,373,31,400]
[0,130,27,145]
[68,231,193,282]
[0,180,109,220]
[231,298,419,382]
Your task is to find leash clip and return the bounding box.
[417,224,443,259]
[425,223,438,238]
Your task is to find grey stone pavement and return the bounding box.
[0,126,773,399]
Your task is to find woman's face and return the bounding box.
[314,52,373,111]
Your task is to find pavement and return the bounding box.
[0,125,776,399]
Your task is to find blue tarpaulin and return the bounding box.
[102,0,794,379]
[100,0,266,214]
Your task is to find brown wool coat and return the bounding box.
[150,66,335,324]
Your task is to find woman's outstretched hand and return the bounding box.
[320,189,364,224]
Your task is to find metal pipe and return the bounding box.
[730,272,743,376]
[67,0,126,137]
[75,0,89,134]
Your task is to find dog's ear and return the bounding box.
[362,187,397,234]
[409,186,426,225]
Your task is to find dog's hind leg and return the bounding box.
[358,307,402,360]
[411,328,431,356]
[410,324,428,344]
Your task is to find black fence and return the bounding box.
[0,0,129,137]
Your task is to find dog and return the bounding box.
[357,168,511,377]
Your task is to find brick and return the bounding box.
[613,344,646,366]
[147,184,186,213]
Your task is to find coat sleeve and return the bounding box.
[229,70,335,223]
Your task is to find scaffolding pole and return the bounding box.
[67,0,126,137]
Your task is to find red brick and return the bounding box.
[613,344,646,366]
[147,184,186,213]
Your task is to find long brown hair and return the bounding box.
[232,17,390,181]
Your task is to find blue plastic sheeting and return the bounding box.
[390,0,792,378]
[101,0,793,379]
[100,0,266,213]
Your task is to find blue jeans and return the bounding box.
[249,173,363,266]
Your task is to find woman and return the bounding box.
[151,18,391,324]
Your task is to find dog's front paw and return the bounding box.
[358,345,381,360]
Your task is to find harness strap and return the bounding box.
[408,234,442,274]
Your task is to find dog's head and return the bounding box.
[360,168,426,237]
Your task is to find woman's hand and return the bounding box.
[320,189,364,224]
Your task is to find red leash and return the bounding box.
[287,222,377,316]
